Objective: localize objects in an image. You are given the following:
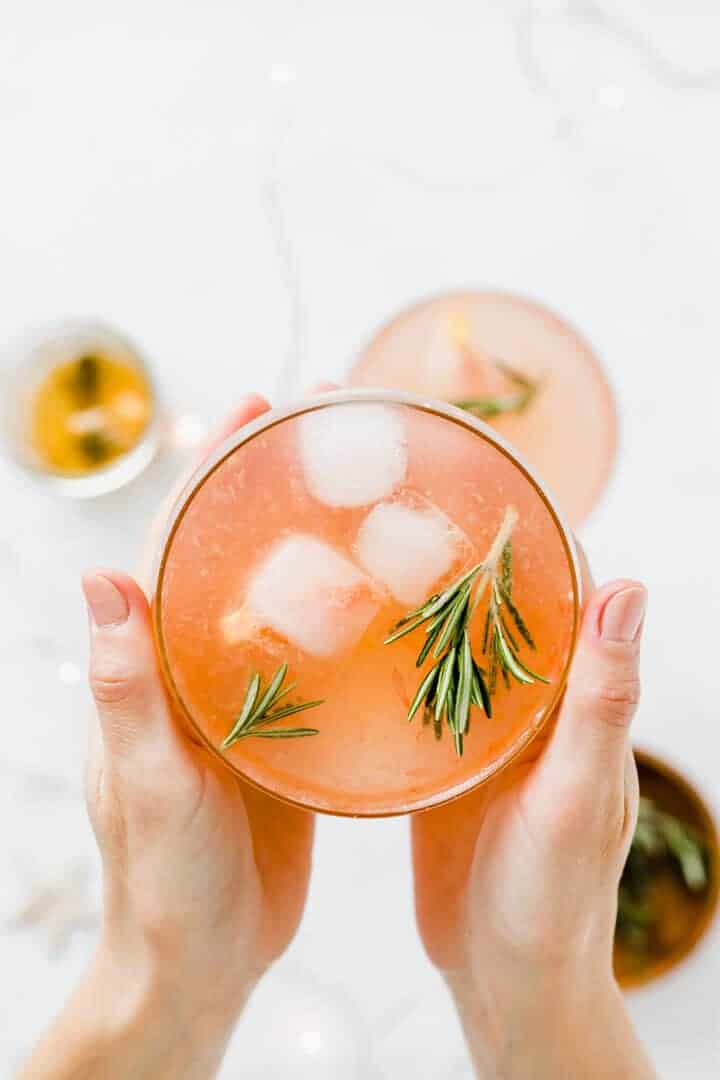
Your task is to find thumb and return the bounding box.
[83,569,181,770]
[544,579,647,786]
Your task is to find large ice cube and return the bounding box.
[354,496,471,607]
[222,534,381,658]
[298,403,407,508]
[65,406,108,436]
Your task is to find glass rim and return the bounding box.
[1,317,161,497]
[152,388,584,818]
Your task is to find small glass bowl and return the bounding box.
[1,319,161,497]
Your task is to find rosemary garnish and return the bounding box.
[68,354,101,404]
[222,663,322,749]
[617,797,710,950]
[446,313,539,420]
[385,506,548,757]
[454,362,538,420]
[78,430,113,464]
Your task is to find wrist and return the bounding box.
[448,968,655,1080]
[20,943,255,1080]
[88,942,253,1074]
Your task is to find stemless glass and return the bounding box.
[152,389,582,817]
[1,320,161,497]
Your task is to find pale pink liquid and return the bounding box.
[155,399,578,816]
[348,292,617,526]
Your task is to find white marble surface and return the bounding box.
[1,1,720,1076]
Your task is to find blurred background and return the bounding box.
[1,1,719,1076]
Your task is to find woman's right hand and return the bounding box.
[413,577,657,1079]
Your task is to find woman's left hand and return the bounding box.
[21,396,315,1080]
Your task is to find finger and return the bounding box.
[83,569,184,771]
[186,393,270,481]
[622,745,640,846]
[241,781,316,964]
[167,394,271,521]
[308,381,339,394]
[84,706,105,832]
[542,578,647,790]
[574,535,595,600]
[139,394,271,590]
[412,782,494,969]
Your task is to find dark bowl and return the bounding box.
[615,748,720,990]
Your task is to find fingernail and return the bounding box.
[600,586,647,643]
[83,575,129,628]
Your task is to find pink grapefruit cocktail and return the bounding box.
[153,391,580,817]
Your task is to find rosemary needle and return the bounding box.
[453,363,539,420]
[223,663,322,749]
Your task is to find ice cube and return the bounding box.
[298,403,407,508]
[354,497,471,607]
[224,534,381,658]
[65,406,108,436]
[110,390,149,424]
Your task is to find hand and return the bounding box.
[21,396,315,1080]
[413,575,657,1079]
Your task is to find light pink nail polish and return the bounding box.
[83,575,129,628]
[600,586,647,643]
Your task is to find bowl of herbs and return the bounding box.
[614,749,719,989]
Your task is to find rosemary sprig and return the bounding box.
[222,663,323,749]
[385,506,548,757]
[67,354,101,404]
[617,797,710,949]
[78,430,114,464]
[454,362,538,420]
[446,302,539,419]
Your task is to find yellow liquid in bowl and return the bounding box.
[30,352,152,474]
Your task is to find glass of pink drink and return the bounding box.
[348,291,618,527]
[153,391,581,817]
